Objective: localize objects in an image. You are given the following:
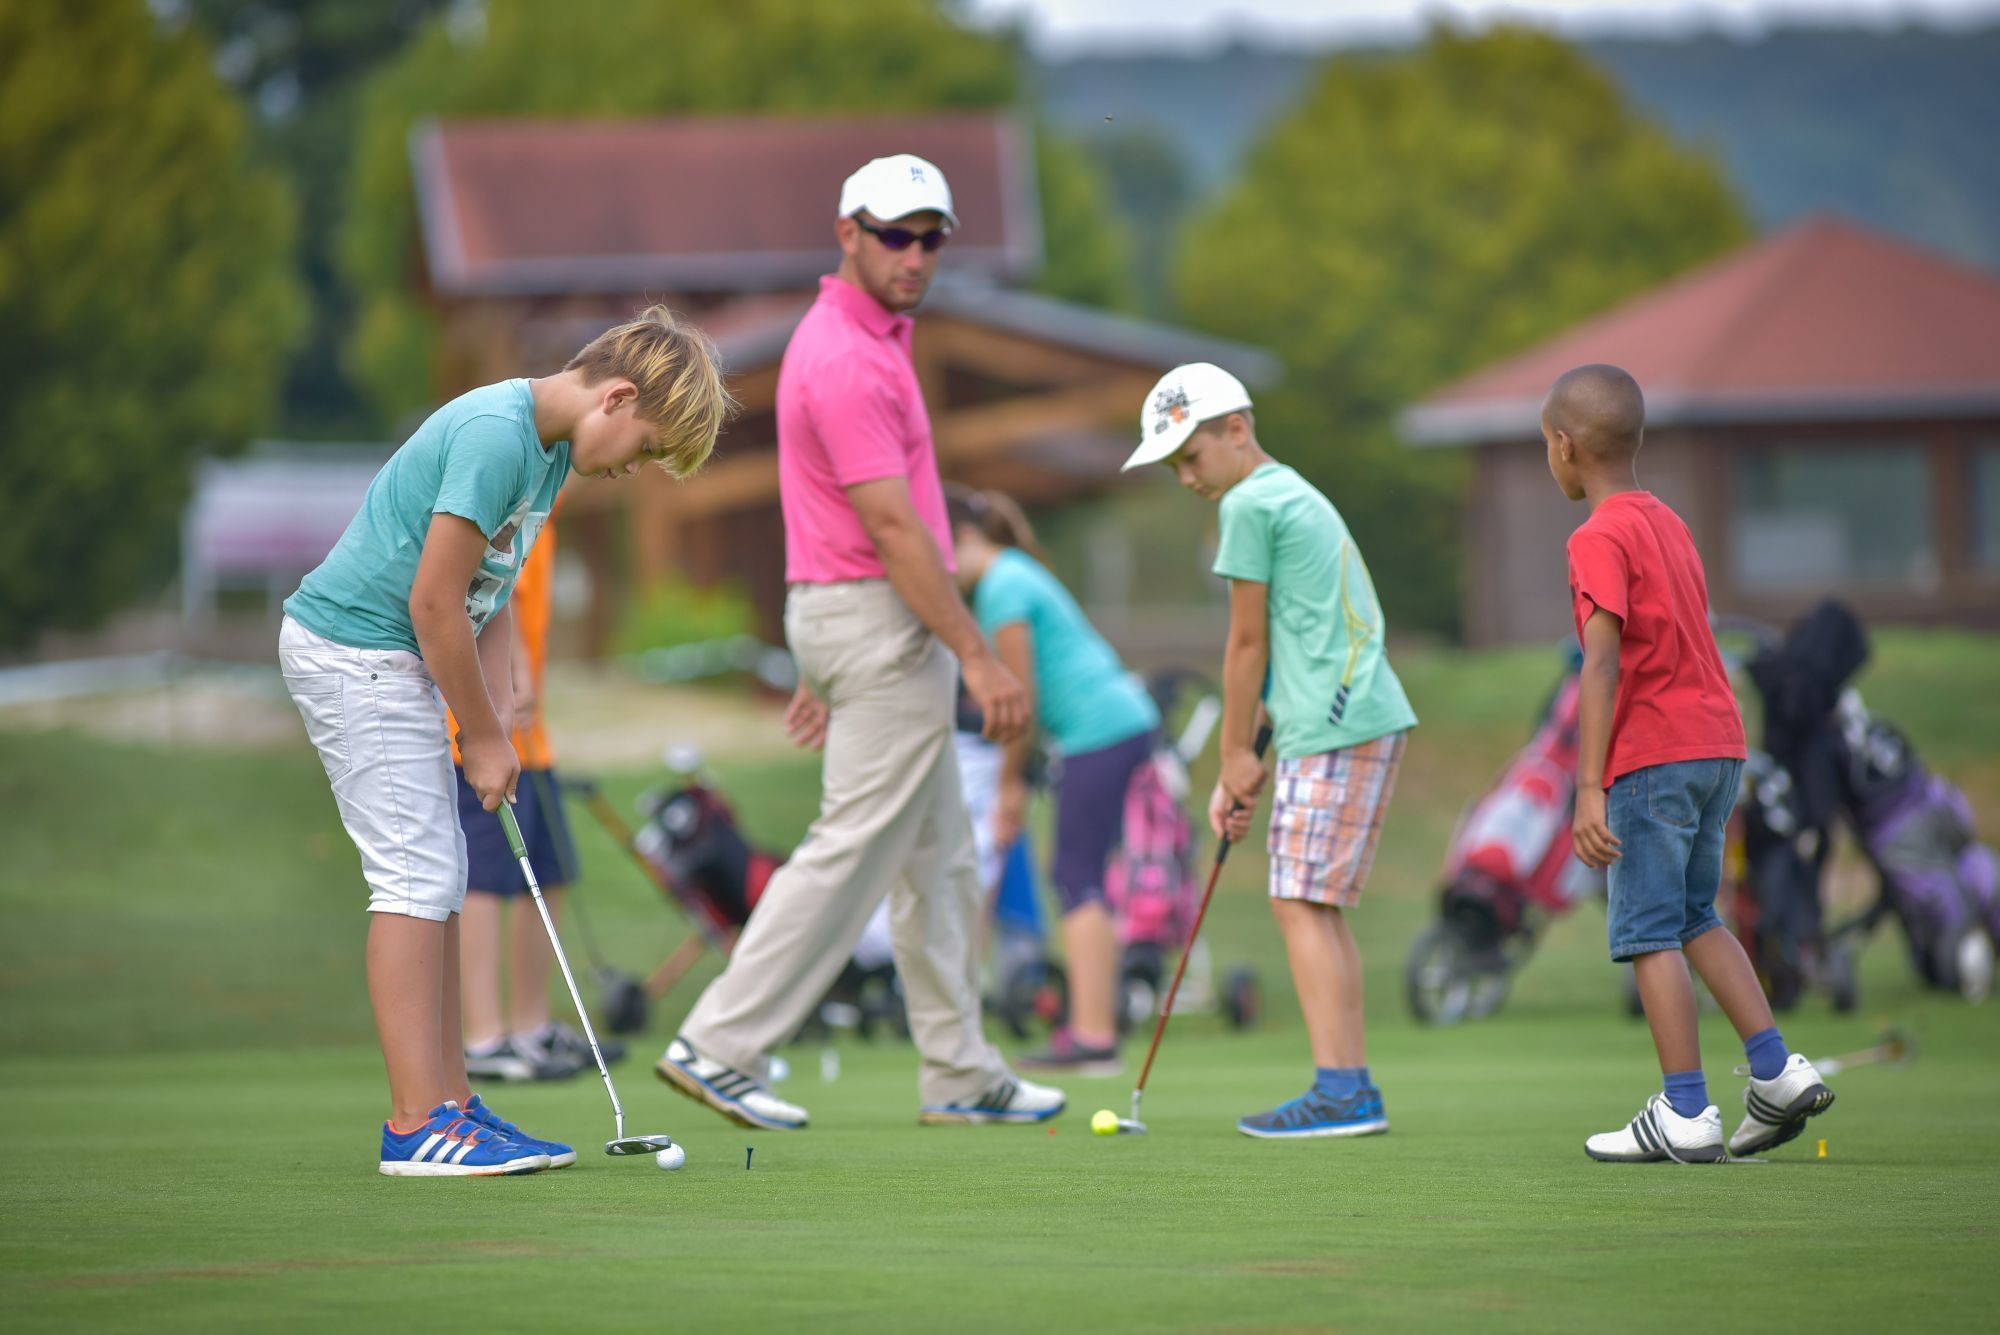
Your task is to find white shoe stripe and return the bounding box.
[414,1133,445,1162]
[448,1139,477,1165]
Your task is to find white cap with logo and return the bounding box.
[837,153,958,229]
[1122,362,1254,471]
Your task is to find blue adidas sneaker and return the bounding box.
[1237,1086,1390,1140]
[463,1093,578,1168]
[379,1100,550,1177]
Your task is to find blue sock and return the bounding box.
[1744,1026,1790,1081]
[1314,1067,1362,1100]
[1663,1069,1709,1119]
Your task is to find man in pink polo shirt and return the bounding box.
[657,154,1066,1131]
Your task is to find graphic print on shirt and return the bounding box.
[1266,538,1382,726]
[463,497,547,632]
[1329,542,1381,725]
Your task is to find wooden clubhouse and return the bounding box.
[407,112,1277,649]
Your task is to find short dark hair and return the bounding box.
[1544,364,1644,458]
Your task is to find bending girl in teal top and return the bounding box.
[948,487,1159,1075]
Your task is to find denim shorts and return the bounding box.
[1604,757,1744,962]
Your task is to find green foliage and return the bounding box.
[181,0,450,439]
[0,1,306,647]
[1174,27,1748,636]
[342,0,1132,420]
[612,575,758,658]
[1032,129,1138,312]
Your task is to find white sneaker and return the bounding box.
[1729,1053,1835,1156]
[655,1036,809,1131]
[1585,1093,1727,1163]
[919,1073,1066,1125]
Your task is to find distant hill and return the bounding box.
[1032,24,2000,275]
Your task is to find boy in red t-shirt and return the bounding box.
[1546,364,1833,1163]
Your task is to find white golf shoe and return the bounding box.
[918,1073,1067,1125]
[655,1036,809,1131]
[1729,1053,1835,1156]
[1585,1093,1727,1163]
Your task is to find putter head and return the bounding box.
[605,1135,677,1156]
[1116,1117,1147,1135]
[1881,1028,1915,1066]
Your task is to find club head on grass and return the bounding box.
[605,1135,677,1156]
[1115,1118,1147,1135]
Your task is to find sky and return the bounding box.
[962,0,2000,53]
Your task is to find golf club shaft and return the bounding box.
[500,802,627,1141]
[1132,723,1273,1104]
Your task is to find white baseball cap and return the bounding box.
[837,153,958,229]
[1122,362,1254,471]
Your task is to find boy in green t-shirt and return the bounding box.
[1124,363,1417,1138]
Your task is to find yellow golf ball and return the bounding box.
[1091,1109,1119,1136]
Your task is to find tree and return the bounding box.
[341,0,1131,421]
[177,0,451,438]
[1174,27,1748,635]
[0,1,305,647]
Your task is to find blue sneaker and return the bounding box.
[464,1093,578,1168]
[1237,1086,1389,1139]
[379,1100,550,1176]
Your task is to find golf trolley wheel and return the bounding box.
[996,956,1064,1039]
[1405,923,1508,1025]
[1822,943,1860,1014]
[1118,943,1164,1036]
[600,973,650,1036]
[1221,965,1261,1030]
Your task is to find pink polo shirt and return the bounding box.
[777,275,954,584]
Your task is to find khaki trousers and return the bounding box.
[679,580,1008,1105]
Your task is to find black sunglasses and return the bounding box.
[854,217,951,253]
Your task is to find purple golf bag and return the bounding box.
[1838,694,1999,1000]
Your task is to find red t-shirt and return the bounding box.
[1567,491,1746,786]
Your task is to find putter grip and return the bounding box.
[498,802,528,861]
[1217,724,1275,865]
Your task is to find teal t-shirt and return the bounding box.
[284,380,570,653]
[972,547,1159,756]
[1211,462,1417,759]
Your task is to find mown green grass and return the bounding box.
[2,635,1997,1332]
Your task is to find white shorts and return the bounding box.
[279,615,468,921]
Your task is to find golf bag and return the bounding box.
[1406,671,1602,1024]
[1837,693,1998,1000]
[624,764,907,1039]
[1726,600,1872,1010]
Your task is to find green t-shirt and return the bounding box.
[972,547,1159,756]
[1211,462,1417,759]
[284,379,570,653]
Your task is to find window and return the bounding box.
[1733,444,1937,592]
[1976,443,2000,574]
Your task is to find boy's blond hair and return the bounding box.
[566,304,735,478]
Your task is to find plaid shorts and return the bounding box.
[1267,731,1407,907]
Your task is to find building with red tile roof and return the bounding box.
[408,112,1275,648]
[1402,217,2000,645]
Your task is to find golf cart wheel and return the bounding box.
[1406,923,1488,1025]
[1222,965,1261,1030]
[602,975,649,1036]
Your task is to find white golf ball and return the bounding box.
[654,1143,685,1171]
